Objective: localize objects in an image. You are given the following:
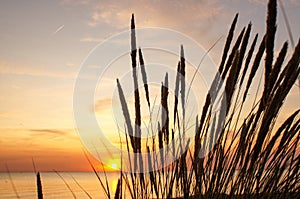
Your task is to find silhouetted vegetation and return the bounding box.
[114,0,300,198]
[31,0,299,198]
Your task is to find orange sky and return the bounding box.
[0,0,299,171]
[0,128,104,172]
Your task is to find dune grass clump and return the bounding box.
[114,0,300,198]
[33,0,299,198]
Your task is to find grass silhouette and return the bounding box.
[33,0,299,198]
[115,0,300,198]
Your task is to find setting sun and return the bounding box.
[111,163,118,169]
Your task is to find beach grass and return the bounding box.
[31,0,300,198]
[114,0,300,198]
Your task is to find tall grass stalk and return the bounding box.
[36,172,43,199]
[5,164,20,199]
[54,170,77,199]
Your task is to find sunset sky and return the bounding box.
[0,0,299,172]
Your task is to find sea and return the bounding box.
[0,172,122,199]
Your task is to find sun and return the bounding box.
[107,159,120,171]
[111,163,118,169]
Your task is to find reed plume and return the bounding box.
[243,35,266,102]
[240,33,258,87]
[174,61,181,125]
[180,45,186,127]
[117,79,135,150]
[130,14,141,154]
[138,48,150,109]
[265,0,277,93]
[161,73,169,145]
[219,13,239,74]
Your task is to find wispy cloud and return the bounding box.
[30,129,68,136]
[0,128,80,150]
[247,0,267,6]
[66,62,76,67]
[289,0,300,5]
[87,0,222,31]
[60,0,90,6]
[80,37,103,42]
[0,60,76,78]
[94,98,112,113]
[28,128,80,141]
[248,0,300,6]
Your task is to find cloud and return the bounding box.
[28,128,80,140]
[30,129,68,136]
[80,37,103,42]
[289,0,300,5]
[87,0,222,32]
[247,0,267,5]
[0,60,76,78]
[94,98,112,113]
[0,128,80,153]
[28,128,80,142]
[60,0,90,6]
[66,62,76,67]
[248,0,300,6]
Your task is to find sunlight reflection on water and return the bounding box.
[0,172,122,199]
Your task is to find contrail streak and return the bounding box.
[52,25,64,35]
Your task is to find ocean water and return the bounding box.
[0,172,122,199]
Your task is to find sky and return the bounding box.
[0,0,299,172]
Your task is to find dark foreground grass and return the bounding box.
[34,0,299,198]
[114,0,300,198]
